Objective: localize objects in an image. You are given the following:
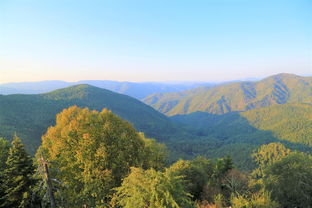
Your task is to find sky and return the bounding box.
[0,0,311,83]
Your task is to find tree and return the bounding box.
[36,106,166,207]
[112,167,195,208]
[0,138,10,170]
[263,152,312,207]
[168,157,214,201]
[252,143,292,170]
[250,142,292,189]
[222,169,249,199]
[213,156,234,181]
[230,191,279,208]
[1,136,34,208]
[140,133,167,171]
[0,138,10,207]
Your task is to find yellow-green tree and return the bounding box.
[251,142,292,184]
[112,167,195,208]
[230,191,279,208]
[36,106,166,207]
[252,143,292,170]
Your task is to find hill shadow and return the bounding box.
[169,111,312,170]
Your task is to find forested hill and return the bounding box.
[170,104,312,169]
[143,73,312,115]
[0,84,187,153]
[172,104,312,146]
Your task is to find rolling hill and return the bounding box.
[0,84,188,153]
[143,73,312,115]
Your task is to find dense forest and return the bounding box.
[1,106,312,207]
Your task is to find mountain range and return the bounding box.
[0,73,311,169]
[143,73,312,115]
[0,80,213,99]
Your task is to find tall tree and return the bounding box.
[251,142,292,183]
[36,106,166,207]
[2,136,34,208]
[0,138,10,207]
[0,138,10,170]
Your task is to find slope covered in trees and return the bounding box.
[0,84,187,153]
[170,104,312,169]
[172,104,312,146]
[144,73,312,115]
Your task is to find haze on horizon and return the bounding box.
[0,0,311,83]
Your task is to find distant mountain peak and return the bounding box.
[267,73,302,80]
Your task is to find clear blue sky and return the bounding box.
[0,0,311,83]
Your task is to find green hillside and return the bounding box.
[144,73,312,115]
[0,84,186,153]
[170,104,312,169]
[241,104,312,146]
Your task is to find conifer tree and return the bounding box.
[0,138,10,207]
[2,136,34,208]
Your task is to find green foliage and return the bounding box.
[168,156,233,203]
[230,191,279,208]
[36,106,167,207]
[1,136,34,208]
[251,142,292,182]
[263,152,312,207]
[168,157,214,200]
[0,138,10,170]
[252,142,292,168]
[250,143,312,207]
[0,137,10,206]
[140,133,168,170]
[112,167,195,208]
[170,104,312,170]
[241,104,312,146]
[214,156,234,179]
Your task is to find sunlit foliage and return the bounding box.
[36,106,167,207]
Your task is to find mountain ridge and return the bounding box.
[0,80,214,99]
[143,73,312,115]
[0,84,189,153]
